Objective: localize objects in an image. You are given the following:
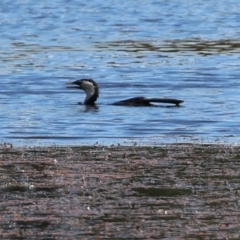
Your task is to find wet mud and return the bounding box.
[0,143,240,239]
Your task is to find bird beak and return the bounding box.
[66,81,81,89]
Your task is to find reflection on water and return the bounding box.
[0,0,240,146]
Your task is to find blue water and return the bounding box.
[0,0,240,146]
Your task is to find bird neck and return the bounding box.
[83,85,98,105]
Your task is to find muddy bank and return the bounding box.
[0,143,240,239]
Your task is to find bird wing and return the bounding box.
[113,97,150,106]
[147,98,184,106]
[113,97,184,106]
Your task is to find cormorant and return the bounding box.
[68,79,184,107]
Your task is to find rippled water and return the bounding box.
[1,0,240,146]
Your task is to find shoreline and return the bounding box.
[1,141,239,149]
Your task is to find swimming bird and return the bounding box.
[68,79,184,107]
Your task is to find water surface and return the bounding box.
[0,0,240,146]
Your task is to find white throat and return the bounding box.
[82,81,96,104]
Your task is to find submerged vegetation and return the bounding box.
[95,38,240,55]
